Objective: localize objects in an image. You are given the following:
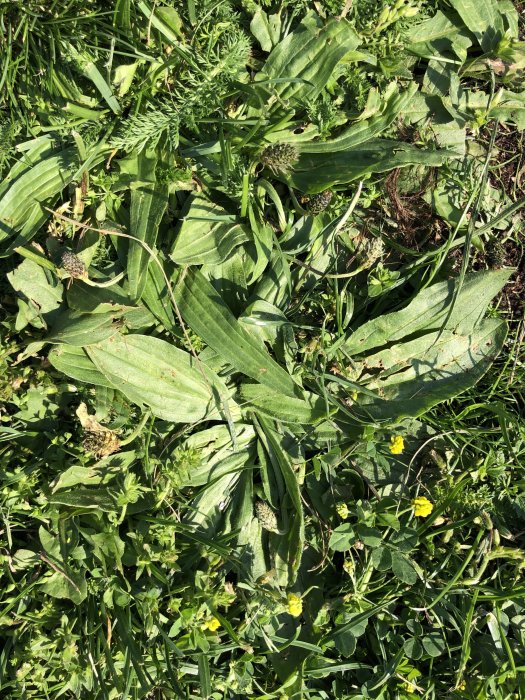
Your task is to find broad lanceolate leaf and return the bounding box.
[342,269,512,357]
[46,310,122,345]
[448,0,504,51]
[297,84,417,154]
[240,384,329,425]
[171,194,249,265]
[254,15,360,105]
[356,318,507,419]
[48,344,119,389]
[140,251,176,328]
[258,418,305,586]
[184,450,252,536]
[127,151,168,300]
[85,333,227,423]
[288,139,451,193]
[0,147,77,255]
[174,267,299,398]
[7,259,63,329]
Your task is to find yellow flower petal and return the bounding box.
[336,502,349,519]
[412,496,433,518]
[286,593,303,617]
[201,616,221,631]
[389,435,405,454]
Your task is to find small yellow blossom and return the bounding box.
[286,593,303,617]
[412,496,433,518]
[336,502,349,519]
[457,680,466,691]
[343,558,354,575]
[350,389,358,401]
[402,681,416,693]
[201,616,221,632]
[389,435,405,454]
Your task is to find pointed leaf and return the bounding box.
[359,318,507,419]
[175,267,299,397]
[342,269,511,357]
[170,194,249,265]
[49,344,116,388]
[86,333,224,423]
[255,16,360,104]
[240,384,328,424]
[0,148,77,254]
[127,151,168,300]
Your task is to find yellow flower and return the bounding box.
[336,502,349,519]
[201,616,221,632]
[389,435,405,454]
[402,681,416,693]
[286,593,303,617]
[457,680,466,691]
[343,558,354,575]
[412,496,433,518]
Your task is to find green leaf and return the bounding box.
[46,310,122,345]
[7,259,62,329]
[67,280,130,314]
[422,632,447,657]
[391,551,418,585]
[155,6,183,37]
[67,44,121,114]
[175,267,299,397]
[48,344,116,389]
[297,84,417,154]
[342,270,511,357]
[41,569,87,605]
[12,549,41,570]
[52,465,107,491]
[288,139,451,193]
[185,453,248,535]
[48,488,116,511]
[141,251,176,328]
[86,333,226,423]
[90,530,126,572]
[404,637,423,660]
[250,8,282,52]
[240,383,328,424]
[448,0,504,51]
[170,194,249,265]
[371,546,392,571]
[390,528,419,553]
[329,523,355,552]
[254,15,360,104]
[0,147,77,253]
[258,418,305,585]
[355,525,382,547]
[127,151,168,300]
[359,318,508,419]
[334,630,356,658]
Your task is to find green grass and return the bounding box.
[1,0,525,698]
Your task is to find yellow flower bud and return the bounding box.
[401,5,420,17]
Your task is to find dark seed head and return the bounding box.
[60,250,87,279]
[255,500,279,533]
[83,430,120,457]
[260,143,298,173]
[485,240,506,269]
[304,190,333,215]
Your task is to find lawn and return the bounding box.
[0,0,524,698]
